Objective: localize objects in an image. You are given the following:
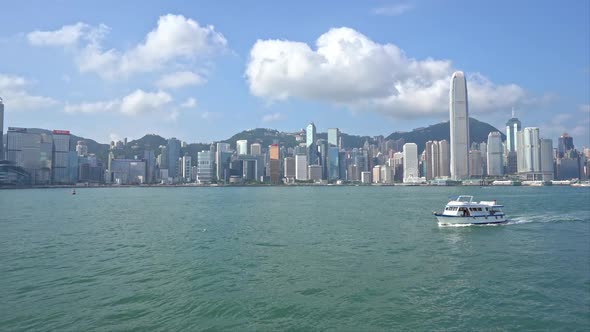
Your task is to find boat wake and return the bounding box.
[438,212,588,227]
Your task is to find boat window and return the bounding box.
[485,207,489,211]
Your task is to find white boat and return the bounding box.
[433,195,507,225]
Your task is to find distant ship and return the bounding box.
[433,195,507,225]
[71,189,76,195]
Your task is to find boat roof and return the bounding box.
[446,196,504,207]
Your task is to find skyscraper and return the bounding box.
[402,143,418,183]
[506,109,522,153]
[52,130,75,184]
[284,157,295,179]
[306,123,317,165]
[295,154,308,180]
[449,71,470,180]
[269,144,280,184]
[327,128,340,148]
[487,132,504,176]
[236,140,248,155]
[557,133,574,158]
[182,155,192,182]
[167,138,180,179]
[197,150,214,184]
[0,97,4,159]
[250,143,262,156]
[328,146,340,180]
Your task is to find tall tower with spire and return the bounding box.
[0,97,4,160]
[449,71,470,180]
[506,107,522,153]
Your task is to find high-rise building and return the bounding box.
[167,138,181,179]
[449,71,470,180]
[0,97,4,159]
[182,155,192,182]
[328,128,340,148]
[328,146,340,181]
[110,159,146,184]
[250,143,262,156]
[540,139,554,180]
[518,127,541,174]
[197,151,214,184]
[284,157,295,179]
[306,123,317,165]
[506,109,522,153]
[317,139,328,179]
[469,150,483,177]
[52,130,76,184]
[236,140,248,155]
[295,154,308,180]
[308,165,322,181]
[424,141,434,180]
[144,150,156,184]
[372,165,382,183]
[557,133,574,158]
[487,132,504,176]
[402,143,418,183]
[269,144,280,184]
[76,141,88,156]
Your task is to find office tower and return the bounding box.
[6,127,45,184]
[469,150,483,177]
[328,146,340,181]
[217,142,230,153]
[269,144,280,184]
[436,140,450,178]
[236,140,248,155]
[306,123,317,165]
[317,139,328,179]
[0,97,4,159]
[182,155,192,182]
[487,132,504,176]
[197,150,214,184]
[557,133,574,158]
[424,141,434,180]
[52,130,76,184]
[295,154,308,180]
[518,127,541,174]
[372,165,381,183]
[328,128,340,147]
[449,71,470,180]
[402,143,418,183]
[216,151,232,184]
[167,138,180,179]
[250,143,262,156]
[381,165,393,184]
[144,150,156,184]
[540,139,554,180]
[75,141,88,156]
[110,159,146,184]
[284,157,295,179]
[308,165,322,181]
[506,109,522,153]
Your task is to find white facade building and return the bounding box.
[236,140,248,155]
[403,143,419,183]
[182,155,192,182]
[295,154,308,180]
[487,132,504,176]
[449,71,470,180]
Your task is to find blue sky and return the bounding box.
[1,0,589,147]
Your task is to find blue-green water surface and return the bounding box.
[1,186,589,331]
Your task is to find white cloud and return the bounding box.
[30,14,227,79]
[180,97,197,108]
[156,71,206,89]
[63,89,172,116]
[120,90,172,115]
[579,104,590,113]
[0,73,58,111]
[262,112,285,122]
[64,99,119,113]
[27,22,89,46]
[372,4,414,16]
[246,27,546,118]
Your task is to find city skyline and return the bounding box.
[0,0,589,146]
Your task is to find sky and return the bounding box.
[1,0,589,147]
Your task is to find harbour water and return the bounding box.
[1,186,589,331]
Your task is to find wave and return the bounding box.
[438,212,588,228]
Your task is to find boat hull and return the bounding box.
[434,213,507,225]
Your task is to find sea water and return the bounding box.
[1,186,589,331]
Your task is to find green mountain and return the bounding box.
[386,118,505,152]
[222,128,298,149]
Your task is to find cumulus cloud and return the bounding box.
[262,112,285,122]
[29,14,226,79]
[156,71,206,89]
[0,73,59,111]
[27,22,89,46]
[180,97,197,108]
[64,89,172,116]
[246,27,546,118]
[372,4,414,16]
